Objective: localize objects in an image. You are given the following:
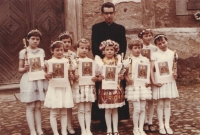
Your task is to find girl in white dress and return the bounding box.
[73,38,98,135]
[138,29,158,60]
[138,29,158,132]
[59,31,76,60]
[44,41,74,135]
[151,34,179,135]
[124,39,151,135]
[58,31,76,134]
[19,29,46,135]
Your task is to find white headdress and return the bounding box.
[99,39,119,54]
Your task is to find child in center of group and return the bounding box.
[44,41,74,135]
[58,31,76,135]
[19,29,46,135]
[73,38,98,135]
[151,34,179,135]
[124,39,152,135]
[95,39,125,135]
[138,29,158,132]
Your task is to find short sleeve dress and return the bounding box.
[72,57,96,103]
[44,57,74,108]
[151,49,179,99]
[125,55,152,101]
[19,48,47,103]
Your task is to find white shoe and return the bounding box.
[113,132,120,135]
[86,130,93,135]
[30,132,37,135]
[139,130,146,135]
[159,128,166,134]
[165,127,173,135]
[133,129,140,135]
[61,130,67,135]
[81,131,87,135]
[67,127,75,134]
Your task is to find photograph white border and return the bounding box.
[28,55,45,81]
[48,61,68,87]
[134,62,150,87]
[78,60,95,85]
[102,65,118,90]
[154,60,174,83]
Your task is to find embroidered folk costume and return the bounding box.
[95,40,125,109]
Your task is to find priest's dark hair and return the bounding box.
[101,2,115,13]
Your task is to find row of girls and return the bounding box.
[19,29,179,135]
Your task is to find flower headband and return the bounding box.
[138,29,152,38]
[50,41,64,48]
[58,31,72,40]
[99,39,119,54]
[139,29,146,35]
[28,29,42,36]
[153,34,167,44]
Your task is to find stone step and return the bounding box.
[0,84,19,91]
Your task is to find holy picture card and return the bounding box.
[134,62,150,87]
[154,60,174,83]
[141,49,151,60]
[78,60,95,85]
[48,60,69,87]
[28,55,45,81]
[102,65,118,90]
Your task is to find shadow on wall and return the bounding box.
[177,56,200,86]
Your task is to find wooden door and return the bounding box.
[0,0,65,85]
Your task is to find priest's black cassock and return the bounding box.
[91,21,130,124]
[92,21,127,58]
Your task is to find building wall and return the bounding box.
[82,0,200,85]
[83,0,200,37]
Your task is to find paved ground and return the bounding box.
[1,84,200,135]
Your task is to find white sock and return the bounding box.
[133,101,140,130]
[67,108,73,129]
[85,102,92,133]
[60,108,68,135]
[144,106,148,124]
[157,99,164,129]
[112,108,118,133]
[139,100,146,131]
[164,99,171,128]
[105,109,112,133]
[148,100,154,125]
[34,101,43,134]
[50,109,59,135]
[26,103,36,135]
[77,103,86,132]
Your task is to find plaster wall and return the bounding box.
[81,0,200,84]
